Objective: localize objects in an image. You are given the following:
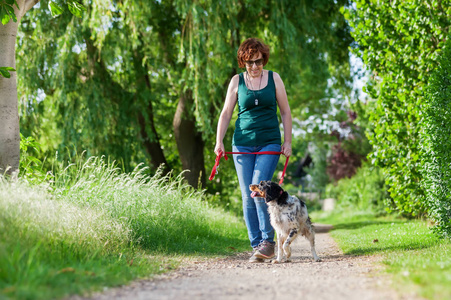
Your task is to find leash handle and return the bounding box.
[208,150,228,181]
[209,151,289,185]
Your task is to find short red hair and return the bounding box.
[237,38,270,68]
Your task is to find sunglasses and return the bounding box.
[245,58,264,67]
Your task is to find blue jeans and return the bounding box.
[232,144,281,248]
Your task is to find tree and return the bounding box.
[0,0,84,174]
[0,0,37,174]
[16,0,354,192]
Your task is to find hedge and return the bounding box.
[422,37,451,238]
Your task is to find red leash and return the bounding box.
[209,151,289,185]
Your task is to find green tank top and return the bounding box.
[233,71,281,146]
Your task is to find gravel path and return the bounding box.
[72,225,422,300]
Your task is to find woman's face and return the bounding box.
[245,52,264,78]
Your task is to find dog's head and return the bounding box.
[249,180,286,203]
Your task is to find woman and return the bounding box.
[214,38,292,262]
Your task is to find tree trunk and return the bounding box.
[173,90,205,188]
[132,48,171,175]
[0,0,36,174]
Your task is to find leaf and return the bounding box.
[5,0,15,5]
[48,1,64,17]
[4,3,17,22]
[0,6,11,25]
[0,67,16,78]
[0,70,11,78]
[27,156,42,164]
[67,1,86,18]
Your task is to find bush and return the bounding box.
[421,37,451,238]
[19,134,52,183]
[343,1,451,217]
[325,162,389,214]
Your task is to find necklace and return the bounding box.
[247,71,263,106]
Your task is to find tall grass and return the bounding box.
[51,156,248,253]
[0,156,248,299]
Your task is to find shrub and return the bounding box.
[19,134,52,183]
[421,37,451,238]
[325,162,389,214]
[342,0,451,217]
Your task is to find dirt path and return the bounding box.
[72,225,422,300]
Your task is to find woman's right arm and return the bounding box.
[214,74,239,156]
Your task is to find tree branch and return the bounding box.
[22,0,40,16]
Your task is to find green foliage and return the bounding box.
[0,0,85,25]
[66,1,85,18]
[48,1,86,18]
[48,1,64,17]
[0,157,249,299]
[16,0,354,199]
[0,0,84,81]
[343,1,451,217]
[0,0,18,25]
[0,66,15,78]
[421,37,451,238]
[19,134,53,183]
[325,162,389,215]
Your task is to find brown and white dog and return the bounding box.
[249,181,321,263]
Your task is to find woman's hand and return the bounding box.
[214,142,225,157]
[281,141,292,157]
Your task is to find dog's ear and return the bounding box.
[270,181,283,195]
[262,181,282,201]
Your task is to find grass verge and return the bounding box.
[0,157,249,300]
[313,211,451,300]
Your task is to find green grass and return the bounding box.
[0,157,249,300]
[313,211,451,300]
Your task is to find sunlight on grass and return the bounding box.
[331,220,440,255]
[315,211,451,300]
[0,182,131,252]
[383,237,451,300]
[0,157,249,300]
[53,157,249,254]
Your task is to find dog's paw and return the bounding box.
[271,259,280,264]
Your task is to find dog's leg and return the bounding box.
[273,234,285,264]
[283,229,298,262]
[305,228,321,262]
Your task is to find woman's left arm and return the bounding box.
[274,72,292,157]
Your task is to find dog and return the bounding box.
[249,180,321,263]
